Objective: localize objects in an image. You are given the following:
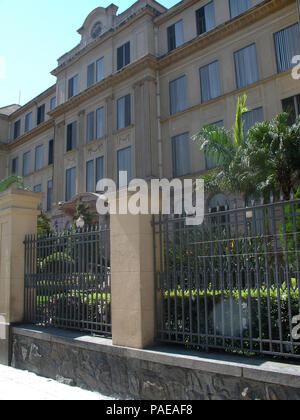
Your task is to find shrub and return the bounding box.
[162,287,300,356]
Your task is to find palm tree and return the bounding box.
[244,113,300,201]
[192,94,252,197]
[193,96,300,201]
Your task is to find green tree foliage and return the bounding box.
[37,211,53,236]
[192,95,300,201]
[73,196,94,227]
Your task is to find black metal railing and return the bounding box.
[153,199,300,359]
[24,225,111,337]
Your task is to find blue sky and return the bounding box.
[0,0,178,108]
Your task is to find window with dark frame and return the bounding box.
[37,104,45,125]
[196,1,216,36]
[13,120,21,139]
[167,20,184,52]
[117,42,130,71]
[117,94,131,130]
[68,75,79,99]
[48,139,54,165]
[66,122,77,152]
[11,157,18,175]
[282,95,300,125]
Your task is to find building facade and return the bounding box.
[0,0,299,229]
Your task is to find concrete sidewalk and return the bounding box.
[0,365,115,400]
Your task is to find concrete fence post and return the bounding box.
[110,192,157,349]
[0,187,43,365]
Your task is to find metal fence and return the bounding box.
[24,225,111,337]
[153,199,300,359]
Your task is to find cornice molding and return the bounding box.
[51,7,158,77]
[6,119,54,151]
[49,55,158,119]
[0,144,8,152]
[160,68,292,124]
[158,0,295,70]
[9,85,56,121]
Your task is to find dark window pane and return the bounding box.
[282,95,300,125]
[13,120,21,139]
[48,139,54,165]
[196,7,206,35]
[37,105,45,125]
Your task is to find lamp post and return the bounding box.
[76,215,85,229]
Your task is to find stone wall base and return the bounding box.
[0,323,10,366]
[11,326,300,400]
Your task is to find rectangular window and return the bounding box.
[22,151,31,176]
[86,160,94,192]
[13,120,21,139]
[87,63,95,88]
[65,167,76,201]
[34,184,42,193]
[96,57,104,82]
[68,75,79,99]
[172,133,191,178]
[96,156,104,191]
[66,122,77,152]
[47,179,53,211]
[169,76,187,115]
[274,24,300,73]
[229,0,251,19]
[242,107,264,138]
[196,1,216,36]
[118,147,132,188]
[48,139,54,165]
[37,104,45,125]
[234,43,259,89]
[167,20,184,52]
[172,132,191,178]
[86,112,95,143]
[96,107,105,139]
[282,95,300,125]
[25,112,33,133]
[117,94,131,130]
[200,61,221,103]
[11,157,19,175]
[35,145,43,171]
[205,121,224,170]
[117,42,130,71]
[50,97,56,110]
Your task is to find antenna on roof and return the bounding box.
[18,90,21,105]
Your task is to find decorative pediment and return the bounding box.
[77,4,118,46]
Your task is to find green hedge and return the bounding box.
[162,286,300,355]
[36,292,111,331]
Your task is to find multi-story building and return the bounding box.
[0,0,299,229]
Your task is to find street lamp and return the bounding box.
[76,215,85,229]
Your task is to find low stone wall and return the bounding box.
[11,326,300,400]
